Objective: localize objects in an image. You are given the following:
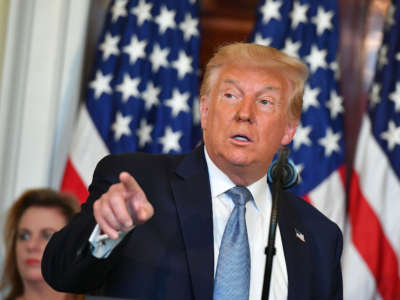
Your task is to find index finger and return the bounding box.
[119,172,143,195]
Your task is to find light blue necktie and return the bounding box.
[213,186,252,300]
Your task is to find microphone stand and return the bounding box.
[261,148,289,300]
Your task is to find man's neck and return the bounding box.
[203,145,268,187]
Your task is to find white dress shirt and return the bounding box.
[204,147,288,300]
[89,148,288,299]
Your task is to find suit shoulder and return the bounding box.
[98,151,183,165]
[85,152,186,203]
[95,152,184,175]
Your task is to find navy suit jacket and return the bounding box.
[42,146,343,300]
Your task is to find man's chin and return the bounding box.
[226,156,252,168]
[212,151,253,172]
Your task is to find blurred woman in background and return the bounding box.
[0,188,83,300]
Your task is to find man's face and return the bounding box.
[200,63,297,185]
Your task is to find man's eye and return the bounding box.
[224,93,235,99]
[259,98,273,105]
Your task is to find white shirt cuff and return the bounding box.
[88,224,133,259]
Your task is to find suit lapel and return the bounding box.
[279,192,312,300]
[170,146,214,300]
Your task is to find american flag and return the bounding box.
[342,1,400,299]
[61,0,201,202]
[250,0,346,231]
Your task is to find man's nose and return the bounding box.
[236,96,254,122]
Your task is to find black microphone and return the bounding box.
[267,147,299,189]
[262,147,298,300]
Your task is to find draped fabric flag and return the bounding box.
[342,1,400,299]
[250,0,346,229]
[61,0,201,202]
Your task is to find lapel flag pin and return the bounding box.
[295,228,306,243]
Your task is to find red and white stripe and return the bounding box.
[61,107,109,203]
[342,115,400,300]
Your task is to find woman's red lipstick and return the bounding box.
[26,258,40,265]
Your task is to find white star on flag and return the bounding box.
[179,13,199,41]
[303,85,320,111]
[131,0,153,26]
[293,124,312,150]
[260,0,282,24]
[305,45,328,73]
[141,82,161,110]
[99,33,120,61]
[116,74,140,103]
[253,33,272,46]
[283,38,301,58]
[136,119,153,147]
[149,44,170,72]
[326,90,344,119]
[112,112,132,141]
[290,1,308,29]
[165,89,190,117]
[172,51,193,79]
[318,127,341,157]
[330,61,340,80]
[155,5,176,34]
[369,83,382,108]
[111,0,128,22]
[89,71,113,99]
[389,82,400,112]
[378,45,388,69]
[159,127,182,153]
[311,6,334,35]
[380,120,400,151]
[123,35,147,64]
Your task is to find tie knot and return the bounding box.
[226,186,252,206]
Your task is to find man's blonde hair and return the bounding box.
[200,43,309,120]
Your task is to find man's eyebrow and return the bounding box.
[222,78,240,86]
[221,78,282,100]
[222,79,281,91]
[260,85,281,92]
[220,79,243,94]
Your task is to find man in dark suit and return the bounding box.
[42,43,343,300]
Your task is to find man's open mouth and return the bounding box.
[233,135,250,142]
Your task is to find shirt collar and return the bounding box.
[204,146,270,217]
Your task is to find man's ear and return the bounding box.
[200,95,209,130]
[281,120,298,145]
